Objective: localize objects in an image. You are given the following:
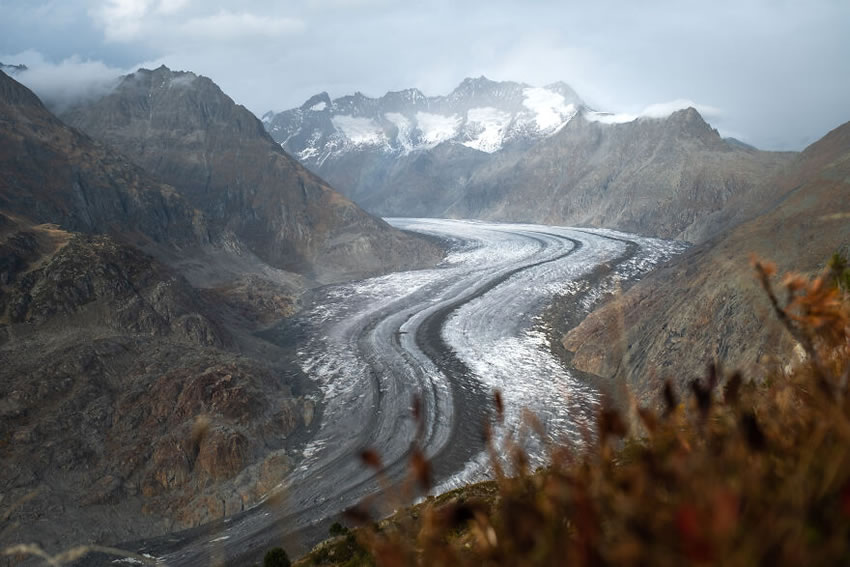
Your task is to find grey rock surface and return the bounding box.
[61,66,442,283]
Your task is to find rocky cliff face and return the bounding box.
[61,66,441,282]
[562,120,850,404]
[0,215,315,552]
[1,229,224,343]
[0,70,208,253]
[269,79,794,242]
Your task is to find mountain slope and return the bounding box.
[0,218,312,551]
[0,71,315,553]
[562,120,850,403]
[268,79,793,242]
[0,69,207,252]
[265,78,583,217]
[61,66,440,282]
[454,108,795,239]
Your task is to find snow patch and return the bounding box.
[331,115,385,146]
[415,112,461,148]
[522,87,577,132]
[385,112,414,153]
[462,107,513,153]
[310,101,327,112]
[296,129,323,160]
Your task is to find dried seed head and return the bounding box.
[343,505,373,526]
[637,407,658,433]
[662,380,678,417]
[725,372,742,405]
[707,363,719,391]
[599,407,627,439]
[512,446,529,475]
[493,389,504,423]
[410,448,432,491]
[691,379,712,418]
[360,449,383,470]
[740,411,766,451]
[190,414,211,454]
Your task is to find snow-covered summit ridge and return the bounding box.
[264,77,584,163]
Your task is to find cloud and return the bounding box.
[91,1,303,45]
[93,0,152,41]
[4,1,849,150]
[306,0,393,7]
[586,99,722,125]
[641,100,721,119]
[155,0,190,15]
[180,10,304,41]
[1,50,126,112]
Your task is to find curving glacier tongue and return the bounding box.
[290,219,687,497]
[152,219,686,566]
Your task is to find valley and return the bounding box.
[87,219,685,565]
[2,4,848,565]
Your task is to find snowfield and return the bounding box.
[274,83,585,160]
[522,87,579,132]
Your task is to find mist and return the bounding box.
[1,1,848,150]
[2,51,126,113]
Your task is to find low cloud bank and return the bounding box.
[586,99,722,124]
[0,50,127,112]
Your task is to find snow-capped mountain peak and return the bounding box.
[264,77,584,163]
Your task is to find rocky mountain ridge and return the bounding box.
[267,79,795,242]
[562,119,850,404]
[450,108,796,240]
[0,69,208,253]
[265,76,583,160]
[0,212,314,552]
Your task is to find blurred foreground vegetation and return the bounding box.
[295,254,850,566]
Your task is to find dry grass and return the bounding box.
[299,256,850,566]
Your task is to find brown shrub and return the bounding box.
[310,257,850,566]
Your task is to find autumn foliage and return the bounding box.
[299,255,850,566]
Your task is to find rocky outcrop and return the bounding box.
[563,120,850,405]
[0,219,315,553]
[1,230,225,345]
[61,66,442,282]
[0,334,311,549]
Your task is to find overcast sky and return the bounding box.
[1,0,848,150]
